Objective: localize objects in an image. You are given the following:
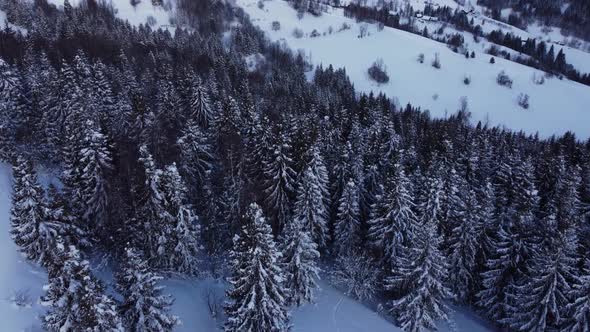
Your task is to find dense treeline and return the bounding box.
[1,0,590,331]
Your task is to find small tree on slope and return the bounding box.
[385,221,452,332]
[281,216,320,307]
[224,203,289,331]
[116,247,179,332]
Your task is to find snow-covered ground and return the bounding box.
[47,0,176,31]
[237,0,590,139]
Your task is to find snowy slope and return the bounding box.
[237,0,590,139]
[0,163,47,332]
[47,0,176,30]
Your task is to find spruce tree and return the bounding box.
[334,180,361,256]
[281,217,320,306]
[386,221,452,332]
[505,230,579,331]
[566,258,590,332]
[368,162,417,264]
[10,156,59,265]
[116,247,180,332]
[263,140,296,235]
[41,245,124,331]
[225,203,289,331]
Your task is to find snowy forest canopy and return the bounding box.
[1,0,590,331]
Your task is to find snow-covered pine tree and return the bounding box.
[177,120,214,188]
[42,245,124,331]
[385,221,452,332]
[476,224,518,324]
[368,161,417,264]
[566,257,590,332]
[160,164,200,275]
[504,229,580,331]
[448,188,482,303]
[79,119,112,229]
[263,140,296,236]
[334,180,361,256]
[190,76,213,128]
[281,215,320,306]
[225,203,289,331]
[138,145,200,274]
[292,164,329,251]
[9,156,63,266]
[116,247,180,332]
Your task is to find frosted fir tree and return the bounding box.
[263,141,296,235]
[225,203,289,332]
[79,119,113,228]
[334,180,361,256]
[505,230,580,331]
[566,258,590,332]
[416,170,444,228]
[281,217,320,306]
[41,245,124,331]
[160,164,200,275]
[368,162,417,264]
[448,188,482,303]
[476,224,519,323]
[138,145,172,266]
[190,76,213,127]
[10,156,61,266]
[177,120,214,186]
[292,164,329,250]
[139,146,200,274]
[386,221,452,332]
[116,248,180,332]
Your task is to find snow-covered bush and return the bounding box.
[146,15,157,27]
[432,53,441,69]
[532,73,545,85]
[497,71,513,88]
[271,21,280,31]
[338,22,351,32]
[293,28,304,38]
[368,59,389,84]
[8,288,32,308]
[417,53,425,63]
[310,29,320,38]
[359,23,369,38]
[464,75,471,85]
[330,252,378,301]
[518,93,530,109]
[257,0,264,9]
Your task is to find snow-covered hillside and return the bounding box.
[47,0,176,30]
[237,0,590,139]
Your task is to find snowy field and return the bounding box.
[237,0,590,139]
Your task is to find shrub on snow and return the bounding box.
[518,93,530,109]
[368,59,389,84]
[293,28,304,39]
[271,21,280,31]
[497,71,513,88]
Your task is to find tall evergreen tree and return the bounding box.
[334,180,361,255]
[225,203,289,332]
[116,247,180,332]
[41,245,124,331]
[385,221,452,332]
[263,140,296,235]
[281,216,320,306]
